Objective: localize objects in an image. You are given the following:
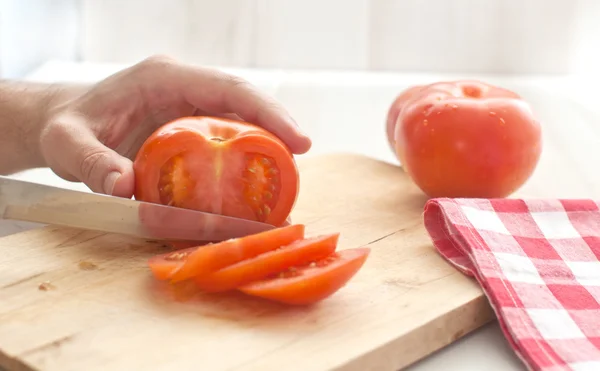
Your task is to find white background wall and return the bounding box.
[0,0,79,78]
[2,0,600,78]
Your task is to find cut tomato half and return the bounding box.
[238,247,370,305]
[147,246,197,280]
[194,233,340,293]
[168,224,305,282]
[133,116,299,227]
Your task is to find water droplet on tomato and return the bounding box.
[422,104,434,115]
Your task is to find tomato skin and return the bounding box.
[239,247,370,306]
[386,85,424,154]
[133,116,299,227]
[393,80,542,198]
[147,247,197,281]
[194,233,339,293]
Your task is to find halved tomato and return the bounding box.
[168,224,305,282]
[147,246,197,280]
[133,116,300,227]
[195,233,339,292]
[239,247,370,305]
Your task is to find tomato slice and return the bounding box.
[194,233,340,293]
[168,224,305,282]
[147,246,197,280]
[133,116,299,227]
[238,247,370,305]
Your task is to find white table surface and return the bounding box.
[9,60,600,371]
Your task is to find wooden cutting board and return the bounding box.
[0,153,493,371]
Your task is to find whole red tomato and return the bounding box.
[392,80,542,198]
[133,116,299,227]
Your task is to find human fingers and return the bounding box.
[138,56,311,154]
[190,69,313,154]
[192,110,243,122]
[40,113,135,198]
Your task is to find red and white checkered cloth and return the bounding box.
[423,198,600,371]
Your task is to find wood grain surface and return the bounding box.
[0,153,498,371]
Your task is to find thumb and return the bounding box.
[75,141,135,197]
[43,120,135,197]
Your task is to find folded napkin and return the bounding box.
[424,198,600,371]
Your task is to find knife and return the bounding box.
[0,175,275,242]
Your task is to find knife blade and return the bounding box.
[0,175,275,241]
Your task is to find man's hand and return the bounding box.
[26,56,310,198]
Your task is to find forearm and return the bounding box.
[0,81,86,174]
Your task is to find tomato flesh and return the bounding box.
[239,247,370,305]
[147,246,196,281]
[157,150,282,222]
[195,233,339,293]
[133,116,299,227]
[169,224,305,282]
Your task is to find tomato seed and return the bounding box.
[316,255,337,267]
[423,120,428,126]
[263,205,271,216]
[499,118,506,125]
[166,252,189,261]
[264,191,272,199]
[489,111,497,116]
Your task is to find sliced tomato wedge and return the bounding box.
[168,224,305,282]
[238,247,370,305]
[147,246,197,281]
[194,233,340,293]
